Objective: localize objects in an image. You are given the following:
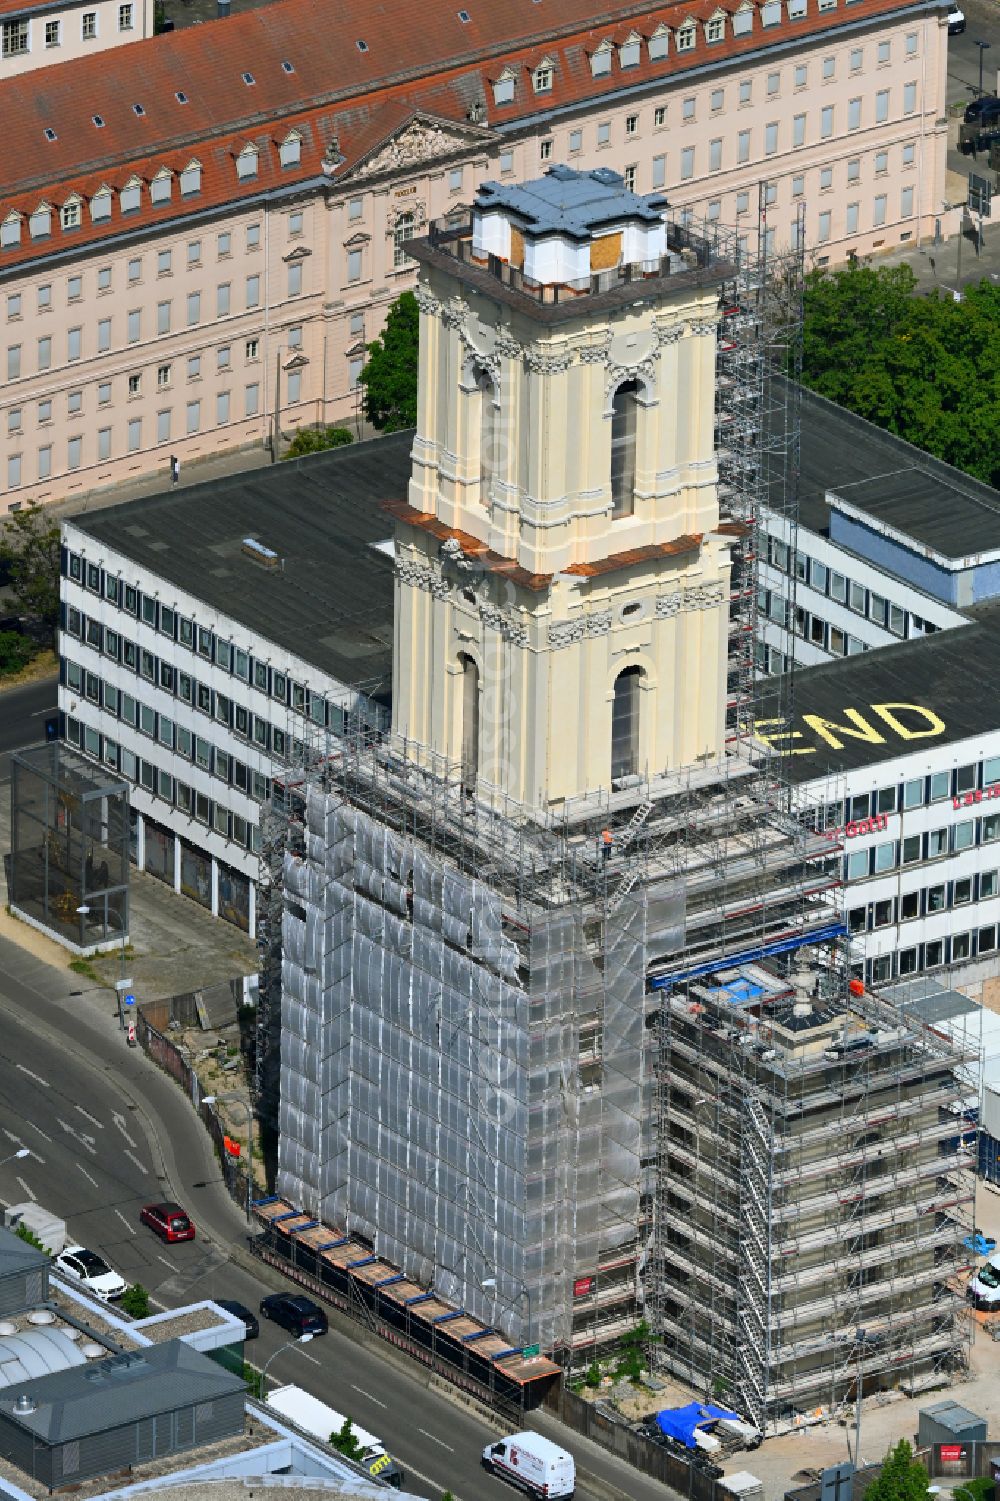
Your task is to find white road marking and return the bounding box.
[418,1429,455,1452]
[57,1118,97,1156]
[155,1254,174,1270]
[297,1349,321,1366]
[74,1105,103,1129]
[114,1209,136,1235]
[16,1065,49,1088]
[25,1121,53,1143]
[124,1148,148,1176]
[15,1177,35,1201]
[350,1385,388,1409]
[398,1463,463,1499]
[112,1111,137,1147]
[76,1164,99,1188]
[29,709,52,717]
[2,1129,22,1144]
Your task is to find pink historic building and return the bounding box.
[0,0,952,507]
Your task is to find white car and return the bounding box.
[54,1245,127,1301]
[482,1431,575,1500]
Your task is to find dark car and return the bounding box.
[259,1293,328,1336]
[964,94,1000,125]
[215,1298,260,1340]
[139,1202,196,1242]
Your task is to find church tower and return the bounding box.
[391,165,734,809]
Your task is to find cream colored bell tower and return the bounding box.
[390,165,734,810]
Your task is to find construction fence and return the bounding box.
[134,1006,253,1218]
[545,1384,730,1501]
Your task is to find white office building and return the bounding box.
[58,433,411,929]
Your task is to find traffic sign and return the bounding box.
[124,994,135,1008]
[969,172,992,217]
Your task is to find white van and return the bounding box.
[482,1430,575,1499]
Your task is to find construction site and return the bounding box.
[254,176,976,1432]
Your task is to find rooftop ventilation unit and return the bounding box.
[241,537,281,569]
[12,1394,35,1415]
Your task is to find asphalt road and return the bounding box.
[0,674,57,758]
[0,732,671,1501]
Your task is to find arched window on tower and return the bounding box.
[611,664,643,781]
[475,366,496,508]
[610,379,639,519]
[460,653,480,791]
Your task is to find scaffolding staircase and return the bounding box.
[734,1090,774,1426]
[606,801,654,914]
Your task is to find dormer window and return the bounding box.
[150,169,172,205]
[648,23,670,59]
[237,143,259,180]
[29,205,52,239]
[0,213,22,249]
[732,3,754,34]
[619,31,642,68]
[61,197,82,230]
[761,0,782,22]
[677,20,697,50]
[120,177,141,214]
[90,186,112,221]
[492,66,516,105]
[705,12,725,41]
[532,58,553,92]
[279,130,302,168]
[590,39,613,76]
[179,160,202,197]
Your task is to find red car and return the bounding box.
[140,1202,196,1242]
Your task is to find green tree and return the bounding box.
[613,1318,654,1385]
[120,1282,150,1319]
[282,425,354,460]
[0,501,61,641]
[0,631,36,678]
[240,1362,263,1399]
[330,1416,363,1462]
[801,261,1000,489]
[863,1440,931,1501]
[360,290,419,432]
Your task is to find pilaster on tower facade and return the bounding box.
[391,165,735,810]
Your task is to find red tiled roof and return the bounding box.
[0,0,921,270]
[562,532,703,575]
[384,498,554,590]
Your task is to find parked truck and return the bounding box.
[265,1384,405,1489]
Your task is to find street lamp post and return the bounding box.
[76,904,129,1029]
[259,1332,313,1395]
[203,1092,254,1222]
[0,1149,31,1169]
[976,39,991,99]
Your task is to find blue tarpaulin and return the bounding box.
[655,1403,739,1448]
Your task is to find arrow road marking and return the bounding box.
[76,1164,99,1189]
[351,1386,387,1409]
[16,1065,49,1088]
[112,1112,137,1148]
[74,1106,103,1129]
[58,1119,97,1157]
[15,1178,34,1201]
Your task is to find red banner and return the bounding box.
[573,1277,594,1298]
[224,1135,242,1157]
[939,1446,963,1463]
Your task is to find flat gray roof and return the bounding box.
[790,385,1000,550]
[0,1339,245,1443]
[68,432,414,701]
[0,1227,49,1282]
[776,595,1000,782]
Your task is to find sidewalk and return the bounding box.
[874,215,1000,297]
